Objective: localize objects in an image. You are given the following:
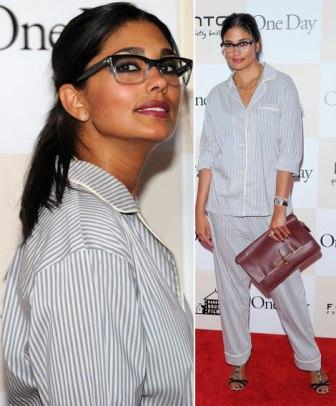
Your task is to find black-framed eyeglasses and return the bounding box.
[76,54,193,86]
[220,40,255,53]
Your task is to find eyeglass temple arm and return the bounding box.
[177,63,192,76]
[163,57,192,77]
[76,58,110,83]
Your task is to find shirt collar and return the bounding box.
[68,159,140,214]
[224,62,277,87]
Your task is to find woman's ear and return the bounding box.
[59,84,90,122]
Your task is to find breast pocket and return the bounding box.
[253,105,282,158]
[258,105,280,112]
[255,105,281,139]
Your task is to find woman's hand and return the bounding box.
[269,206,291,242]
[196,212,214,251]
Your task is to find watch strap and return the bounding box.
[274,196,289,207]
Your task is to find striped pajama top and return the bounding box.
[197,62,303,216]
[2,159,193,405]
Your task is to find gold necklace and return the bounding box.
[233,64,264,90]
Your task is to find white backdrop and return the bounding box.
[195,0,336,340]
[0,1,193,403]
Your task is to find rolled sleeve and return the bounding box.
[196,97,220,171]
[29,249,146,406]
[274,79,304,175]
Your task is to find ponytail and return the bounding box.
[20,101,78,242]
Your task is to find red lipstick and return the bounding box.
[135,100,170,118]
[232,58,245,64]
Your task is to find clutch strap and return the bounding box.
[273,243,307,270]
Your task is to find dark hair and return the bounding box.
[220,13,262,58]
[20,2,179,243]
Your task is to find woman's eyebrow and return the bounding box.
[114,46,145,55]
[161,48,176,56]
[223,38,251,43]
[113,47,175,57]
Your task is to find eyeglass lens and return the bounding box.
[112,56,190,86]
[222,41,253,53]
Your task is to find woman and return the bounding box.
[196,13,329,395]
[2,3,193,404]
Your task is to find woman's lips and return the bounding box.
[231,58,245,64]
[135,100,170,118]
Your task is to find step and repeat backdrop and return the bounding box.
[195,0,336,338]
[0,1,193,403]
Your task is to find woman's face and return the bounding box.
[81,20,181,143]
[222,27,259,71]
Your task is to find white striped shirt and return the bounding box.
[197,62,303,216]
[2,159,193,405]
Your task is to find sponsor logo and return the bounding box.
[0,5,89,51]
[324,91,336,107]
[299,169,313,183]
[251,295,310,310]
[331,163,336,186]
[254,14,317,35]
[195,14,318,39]
[195,96,207,107]
[320,234,336,248]
[197,292,311,315]
[251,296,277,310]
[196,289,219,315]
[326,303,336,316]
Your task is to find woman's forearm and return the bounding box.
[269,170,294,241]
[195,169,212,216]
[275,170,293,200]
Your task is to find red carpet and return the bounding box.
[196,329,335,405]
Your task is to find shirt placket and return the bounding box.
[235,106,248,216]
[228,87,249,216]
[242,109,248,216]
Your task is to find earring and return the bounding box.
[80,114,88,122]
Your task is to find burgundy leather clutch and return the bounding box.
[235,214,322,292]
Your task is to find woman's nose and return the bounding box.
[232,46,242,55]
[145,66,168,92]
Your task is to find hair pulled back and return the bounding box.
[221,13,262,58]
[20,2,178,242]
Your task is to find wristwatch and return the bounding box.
[274,196,288,207]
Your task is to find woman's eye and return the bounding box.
[115,62,140,73]
[161,63,178,75]
[238,41,249,47]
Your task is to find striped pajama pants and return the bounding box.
[208,213,321,371]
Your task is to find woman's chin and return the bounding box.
[148,132,173,143]
[142,126,175,143]
[229,61,246,70]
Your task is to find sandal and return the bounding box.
[229,365,247,391]
[311,370,330,395]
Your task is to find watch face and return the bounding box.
[274,198,288,206]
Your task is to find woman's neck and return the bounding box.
[234,60,262,84]
[77,135,155,197]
